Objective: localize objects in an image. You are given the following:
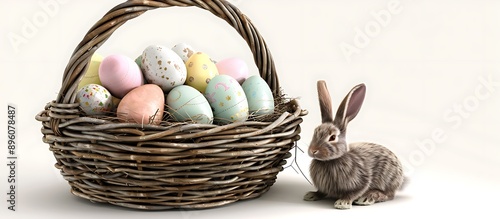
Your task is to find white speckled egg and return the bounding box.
[141,45,187,92]
[204,75,248,124]
[167,85,213,124]
[242,75,275,115]
[172,43,195,62]
[76,84,114,115]
[186,52,219,93]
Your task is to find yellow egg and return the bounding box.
[78,53,103,90]
[185,52,219,93]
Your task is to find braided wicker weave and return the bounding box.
[36,0,307,210]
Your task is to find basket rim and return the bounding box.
[57,0,280,106]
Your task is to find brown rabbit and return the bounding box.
[303,80,404,209]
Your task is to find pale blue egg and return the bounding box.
[242,75,275,115]
[204,75,248,124]
[166,85,213,124]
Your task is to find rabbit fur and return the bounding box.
[304,81,404,209]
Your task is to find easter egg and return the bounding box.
[76,84,114,115]
[117,84,164,125]
[172,43,195,62]
[204,75,248,124]
[135,55,142,69]
[186,52,219,93]
[99,54,144,99]
[141,45,187,93]
[77,53,103,90]
[167,85,213,124]
[242,75,275,115]
[112,97,121,108]
[216,57,249,84]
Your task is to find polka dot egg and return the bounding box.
[186,52,219,93]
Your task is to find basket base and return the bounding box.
[69,180,274,210]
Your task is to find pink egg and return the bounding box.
[215,57,249,84]
[117,84,164,125]
[99,54,144,98]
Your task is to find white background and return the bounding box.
[1,0,499,218]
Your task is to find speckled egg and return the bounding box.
[76,84,114,115]
[167,85,213,124]
[242,75,275,115]
[204,75,248,124]
[172,43,195,62]
[141,45,187,93]
[186,52,219,93]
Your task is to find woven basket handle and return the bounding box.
[57,0,279,104]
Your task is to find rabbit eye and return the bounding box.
[329,135,336,142]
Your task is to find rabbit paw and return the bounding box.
[303,191,325,201]
[354,197,375,206]
[334,199,352,209]
[354,190,390,205]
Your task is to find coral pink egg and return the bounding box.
[117,84,164,125]
[99,54,144,98]
[216,57,249,84]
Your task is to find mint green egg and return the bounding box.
[166,85,213,124]
[135,55,142,68]
[204,75,248,124]
[242,75,275,115]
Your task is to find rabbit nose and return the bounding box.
[310,149,319,156]
[308,146,320,157]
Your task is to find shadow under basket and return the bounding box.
[35,0,307,210]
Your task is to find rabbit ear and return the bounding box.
[317,80,334,123]
[334,83,366,130]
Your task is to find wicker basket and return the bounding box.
[36,0,307,210]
